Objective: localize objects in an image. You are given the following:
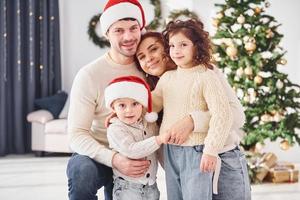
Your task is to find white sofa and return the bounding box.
[27,99,72,155]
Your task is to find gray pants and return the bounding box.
[113,177,160,200]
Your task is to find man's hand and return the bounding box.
[200,154,217,173]
[112,153,150,178]
[167,115,194,145]
[105,112,117,128]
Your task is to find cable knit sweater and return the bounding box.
[67,52,145,167]
[152,65,233,156]
[107,117,159,185]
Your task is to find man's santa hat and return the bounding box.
[100,0,146,35]
[104,76,158,122]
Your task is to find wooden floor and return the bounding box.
[0,154,299,200]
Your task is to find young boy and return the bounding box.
[104,76,168,200]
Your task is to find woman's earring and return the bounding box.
[145,73,149,77]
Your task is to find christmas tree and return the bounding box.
[211,0,300,151]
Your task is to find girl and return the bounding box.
[148,19,250,200]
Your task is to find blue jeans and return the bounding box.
[213,147,251,200]
[66,153,113,200]
[113,177,160,200]
[164,144,213,200]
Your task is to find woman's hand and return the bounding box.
[105,112,117,128]
[200,154,217,173]
[166,115,194,145]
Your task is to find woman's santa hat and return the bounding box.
[100,0,146,35]
[104,76,158,122]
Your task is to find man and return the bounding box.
[66,1,150,199]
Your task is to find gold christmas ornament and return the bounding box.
[254,75,263,84]
[277,58,287,65]
[280,140,291,151]
[266,29,274,38]
[236,67,244,77]
[276,80,284,89]
[244,66,253,76]
[243,95,250,102]
[216,12,224,19]
[237,15,245,24]
[226,46,238,57]
[212,18,220,27]
[255,142,265,153]
[273,112,282,122]
[245,41,257,52]
[254,7,262,14]
[261,114,271,122]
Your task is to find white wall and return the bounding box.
[59,0,300,161]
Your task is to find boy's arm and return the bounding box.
[107,124,160,160]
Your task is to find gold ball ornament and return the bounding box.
[244,66,253,76]
[216,12,224,19]
[236,67,244,77]
[266,29,274,38]
[245,41,257,52]
[226,46,238,57]
[243,95,250,102]
[254,7,262,14]
[277,58,287,65]
[254,75,263,84]
[255,142,265,153]
[212,18,220,27]
[261,114,271,122]
[280,140,291,151]
[237,15,245,24]
[273,112,283,122]
[276,80,284,89]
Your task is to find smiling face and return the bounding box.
[136,37,169,77]
[112,98,143,125]
[107,19,141,58]
[169,32,196,69]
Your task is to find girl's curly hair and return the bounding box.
[162,19,213,69]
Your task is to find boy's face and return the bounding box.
[112,98,143,125]
[107,20,141,58]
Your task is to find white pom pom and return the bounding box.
[144,112,158,123]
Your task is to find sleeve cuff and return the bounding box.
[189,111,211,133]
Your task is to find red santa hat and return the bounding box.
[100,0,146,35]
[104,76,158,122]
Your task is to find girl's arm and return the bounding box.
[202,71,233,157]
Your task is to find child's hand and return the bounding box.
[166,115,194,145]
[156,132,171,145]
[105,112,117,128]
[200,154,217,173]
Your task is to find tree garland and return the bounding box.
[87,13,110,48]
[87,0,162,49]
[146,0,162,30]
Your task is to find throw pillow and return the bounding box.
[34,91,68,119]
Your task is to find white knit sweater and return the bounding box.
[152,65,234,156]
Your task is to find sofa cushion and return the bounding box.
[34,91,68,119]
[45,119,67,133]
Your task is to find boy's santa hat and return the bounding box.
[100,0,146,35]
[104,76,158,123]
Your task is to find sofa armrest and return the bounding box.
[27,110,54,124]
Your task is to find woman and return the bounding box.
[135,31,251,200]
